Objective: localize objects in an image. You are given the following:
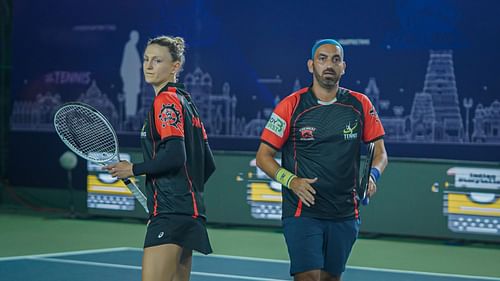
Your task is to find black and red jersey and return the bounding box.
[139,82,215,218]
[261,87,385,220]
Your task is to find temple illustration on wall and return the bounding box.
[369,50,499,144]
[9,50,500,144]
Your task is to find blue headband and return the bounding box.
[311,39,344,59]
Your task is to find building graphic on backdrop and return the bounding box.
[471,100,500,143]
[10,91,62,131]
[376,50,499,144]
[78,80,120,127]
[9,49,500,145]
[380,50,465,143]
[184,68,240,137]
[424,51,464,142]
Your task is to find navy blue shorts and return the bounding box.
[282,217,359,276]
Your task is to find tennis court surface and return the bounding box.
[1,247,499,281]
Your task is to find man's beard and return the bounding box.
[313,66,339,90]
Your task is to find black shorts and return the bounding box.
[144,214,212,255]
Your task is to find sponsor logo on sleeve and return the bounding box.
[265,113,286,138]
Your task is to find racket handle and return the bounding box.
[122,178,149,213]
[362,196,370,206]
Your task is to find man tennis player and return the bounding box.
[256,39,388,281]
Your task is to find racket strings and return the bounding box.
[58,120,115,157]
[55,106,118,162]
[63,125,114,154]
[58,119,115,160]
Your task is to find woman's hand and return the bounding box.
[103,161,134,179]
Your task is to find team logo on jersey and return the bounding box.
[158,103,181,129]
[343,122,358,140]
[299,127,316,141]
[265,113,286,138]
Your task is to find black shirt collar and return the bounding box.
[308,86,348,104]
[159,82,186,93]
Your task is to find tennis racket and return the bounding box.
[53,102,148,213]
[360,142,375,205]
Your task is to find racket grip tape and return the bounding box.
[122,178,149,213]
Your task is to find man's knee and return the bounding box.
[294,270,321,281]
[320,270,341,281]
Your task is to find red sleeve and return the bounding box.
[358,94,385,142]
[260,94,299,150]
[201,123,208,140]
[154,90,184,139]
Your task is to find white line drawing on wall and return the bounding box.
[120,30,142,120]
[471,100,500,143]
[9,49,500,145]
[376,50,500,144]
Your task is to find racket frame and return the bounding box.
[54,102,149,213]
[360,142,375,205]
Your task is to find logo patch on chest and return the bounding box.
[158,103,181,129]
[299,127,316,141]
[343,122,358,140]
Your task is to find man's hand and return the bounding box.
[367,176,377,198]
[289,177,317,207]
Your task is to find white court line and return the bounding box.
[125,247,290,264]
[347,265,500,281]
[188,252,500,281]
[2,247,500,280]
[193,252,500,281]
[0,247,132,261]
[28,257,289,281]
[29,257,141,270]
[92,248,500,280]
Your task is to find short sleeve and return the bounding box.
[361,95,385,142]
[260,95,297,150]
[154,91,184,139]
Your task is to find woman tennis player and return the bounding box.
[104,35,216,281]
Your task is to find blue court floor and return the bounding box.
[0,248,499,281]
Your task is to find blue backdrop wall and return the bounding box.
[8,0,500,188]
